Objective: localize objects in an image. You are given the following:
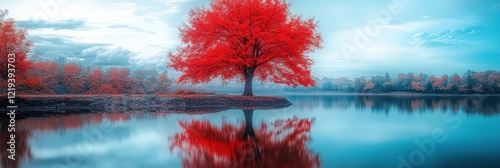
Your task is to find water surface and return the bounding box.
[3,95,500,168]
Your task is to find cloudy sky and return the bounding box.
[2,0,500,78]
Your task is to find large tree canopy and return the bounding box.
[0,9,32,80]
[169,0,322,96]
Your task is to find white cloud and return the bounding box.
[157,0,192,14]
[421,15,433,19]
[79,46,135,66]
[411,26,482,47]
[2,0,195,68]
[130,50,169,70]
[80,46,107,58]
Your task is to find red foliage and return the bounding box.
[62,64,85,94]
[170,111,320,168]
[22,76,45,92]
[411,81,425,91]
[169,0,322,96]
[363,81,374,92]
[446,73,462,91]
[106,68,127,93]
[24,61,58,94]
[451,73,461,83]
[472,72,486,93]
[98,84,118,94]
[174,89,201,95]
[156,73,171,94]
[432,75,449,91]
[86,69,104,94]
[106,68,143,94]
[0,10,33,80]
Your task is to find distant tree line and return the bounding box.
[5,60,173,95]
[283,70,500,94]
[1,10,173,95]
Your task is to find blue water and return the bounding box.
[5,95,500,168]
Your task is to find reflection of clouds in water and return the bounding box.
[15,113,180,168]
[311,108,439,144]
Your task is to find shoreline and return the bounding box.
[0,94,293,119]
[254,92,500,97]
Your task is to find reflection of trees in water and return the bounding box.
[15,112,171,131]
[1,112,170,168]
[287,95,500,116]
[0,120,32,168]
[170,109,320,168]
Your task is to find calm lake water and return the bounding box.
[3,95,500,168]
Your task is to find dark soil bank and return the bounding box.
[0,94,292,118]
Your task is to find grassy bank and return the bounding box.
[0,94,292,118]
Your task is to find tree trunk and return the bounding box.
[243,109,256,139]
[242,67,256,96]
[242,109,260,161]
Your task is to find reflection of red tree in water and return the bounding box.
[170,110,320,168]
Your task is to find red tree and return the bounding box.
[472,72,485,93]
[86,69,104,94]
[106,68,127,93]
[430,75,449,92]
[24,61,58,94]
[62,64,84,94]
[0,10,33,80]
[97,84,118,94]
[156,73,172,94]
[447,73,461,91]
[363,81,374,92]
[106,68,142,94]
[169,0,322,96]
[170,110,320,168]
[411,81,425,91]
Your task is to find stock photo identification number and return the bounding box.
[6,53,17,161]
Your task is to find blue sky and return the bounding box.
[2,0,500,78]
